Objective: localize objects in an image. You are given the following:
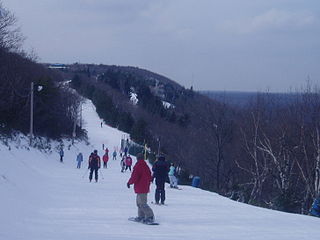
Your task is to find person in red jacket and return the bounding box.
[127,153,154,224]
[125,155,133,172]
[103,148,109,168]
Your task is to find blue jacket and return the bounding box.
[168,166,176,176]
[76,153,83,162]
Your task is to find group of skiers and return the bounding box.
[127,153,180,224]
[65,144,180,224]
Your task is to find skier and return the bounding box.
[124,146,128,156]
[127,153,155,224]
[120,155,126,172]
[103,148,109,168]
[88,150,101,182]
[59,148,64,162]
[168,163,178,188]
[125,155,133,172]
[112,150,117,160]
[152,155,170,205]
[76,152,83,169]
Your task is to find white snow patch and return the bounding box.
[162,100,175,109]
[129,92,138,105]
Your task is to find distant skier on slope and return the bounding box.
[124,146,128,156]
[152,155,170,205]
[112,150,117,160]
[88,150,101,182]
[127,153,155,224]
[120,155,126,172]
[125,155,133,172]
[168,163,178,188]
[103,148,109,168]
[59,148,64,162]
[76,152,83,169]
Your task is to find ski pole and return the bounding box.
[82,168,89,178]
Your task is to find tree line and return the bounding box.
[0,2,82,140]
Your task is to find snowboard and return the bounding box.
[128,217,159,225]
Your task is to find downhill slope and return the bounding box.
[0,100,319,240]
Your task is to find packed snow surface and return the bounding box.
[1,100,319,240]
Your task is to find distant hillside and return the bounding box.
[53,63,320,215]
[201,90,299,107]
[56,63,234,189]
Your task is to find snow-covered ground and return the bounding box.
[1,100,319,240]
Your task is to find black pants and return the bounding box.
[155,178,166,204]
[125,165,132,172]
[89,168,99,182]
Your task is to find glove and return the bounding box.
[127,183,130,189]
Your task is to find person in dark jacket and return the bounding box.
[127,153,154,224]
[59,148,64,162]
[120,155,126,172]
[152,155,170,205]
[88,150,101,182]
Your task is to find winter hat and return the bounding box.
[136,153,144,161]
[94,150,98,154]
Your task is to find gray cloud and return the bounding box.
[223,9,317,34]
[3,0,320,92]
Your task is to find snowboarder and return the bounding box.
[88,150,101,182]
[125,155,133,172]
[76,152,83,169]
[152,155,170,205]
[168,163,178,188]
[103,148,109,168]
[59,148,64,162]
[127,153,155,224]
[112,150,117,160]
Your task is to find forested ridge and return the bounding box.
[59,63,320,214]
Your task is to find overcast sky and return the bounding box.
[4,0,320,92]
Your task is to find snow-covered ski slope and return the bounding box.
[1,100,319,240]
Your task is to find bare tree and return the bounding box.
[237,110,270,204]
[0,1,24,51]
[294,91,320,213]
